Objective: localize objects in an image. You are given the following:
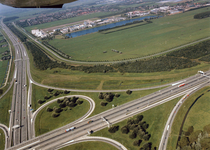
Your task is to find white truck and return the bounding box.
[65,127,75,132]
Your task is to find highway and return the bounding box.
[1,18,28,146]
[1,17,210,150]
[158,80,208,150]
[7,72,210,150]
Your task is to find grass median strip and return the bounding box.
[0,129,5,150]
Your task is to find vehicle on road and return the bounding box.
[178,83,185,87]
[87,120,93,124]
[65,127,76,132]
[87,130,93,135]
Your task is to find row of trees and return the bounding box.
[167,40,210,59]
[3,16,19,22]
[194,11,210,19]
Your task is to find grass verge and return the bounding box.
[0,129,5,150]
[91,96,182,149]
[0,85,13,126]
[59,141,118,150]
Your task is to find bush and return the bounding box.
[46,107,53,112]
[121,126,129,134]
[59,103,66,108]
[48,88,54,92]
[142,142,152,149]
[0,89,3,95]
[143,134,150,141]
[115,93,120,98]
[126,90,132,95]
[108,126,119,133]
[64,90,70,94]
[57,99,62,103]
[76,100,83,105]
[55,107,62,113]
[133,140,141,146]
[38,99,45,104]
[51,113,60,118]
[136,115,143,122]
[101,102,107,106]
[98,92,104,99]
[129,132,137,139]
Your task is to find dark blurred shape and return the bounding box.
[0,0,77,8]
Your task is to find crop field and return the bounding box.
[48,7,210,61]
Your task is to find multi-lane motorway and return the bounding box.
[1,17,210,150]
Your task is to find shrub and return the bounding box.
[101,102,107,106]
[59,103,66,108]
[115,93,120,97]
[126,90,132,95]
[46,107,53,112]
[129,132,137,139]
[55,107,62,113]
[121,126,129,134]
[76,100,83,105]
[52,113,60,118]
[108,126,119,133]
[143,134,150,141]
[133,140,141,146]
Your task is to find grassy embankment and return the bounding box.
[0,129,5,150]
[48,7,210,62]
[91,96,182,149]
[0,34,9,87]
[0,85,13,126]
[167,86,210,149]
[32,84,165,117]
[35,98,89,136]
[60,141,118,150]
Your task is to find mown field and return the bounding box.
[167,86,210,150]
[48,7,210,61]
[92,96,181,150]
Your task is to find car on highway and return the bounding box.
[87,120,93,124]
[65,127,76,132]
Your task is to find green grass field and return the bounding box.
[183,87,210,131]
[32,84,165,117]
[92,96,181,149]
[0,85,13,126]
[0,129,5,150]
[60,141,118,150]
[167,86,210,150]
[48,7,210,61]
[35,99,89,136]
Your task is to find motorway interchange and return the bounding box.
[0,17,210,150]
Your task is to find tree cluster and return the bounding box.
[108,125,119,133]
[0,89,3,95]
[99,92,120,106]
[194,11,210,19]
[167,40,210,59]
[119,114,156,149]
[177,124,210,150]
[47,96,83,118]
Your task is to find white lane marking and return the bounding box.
[17,140,40,150]
[17,50,18,54]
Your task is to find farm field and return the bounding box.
[167,86,210,150]
[92,96,181,149]
[48,7,210,61]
